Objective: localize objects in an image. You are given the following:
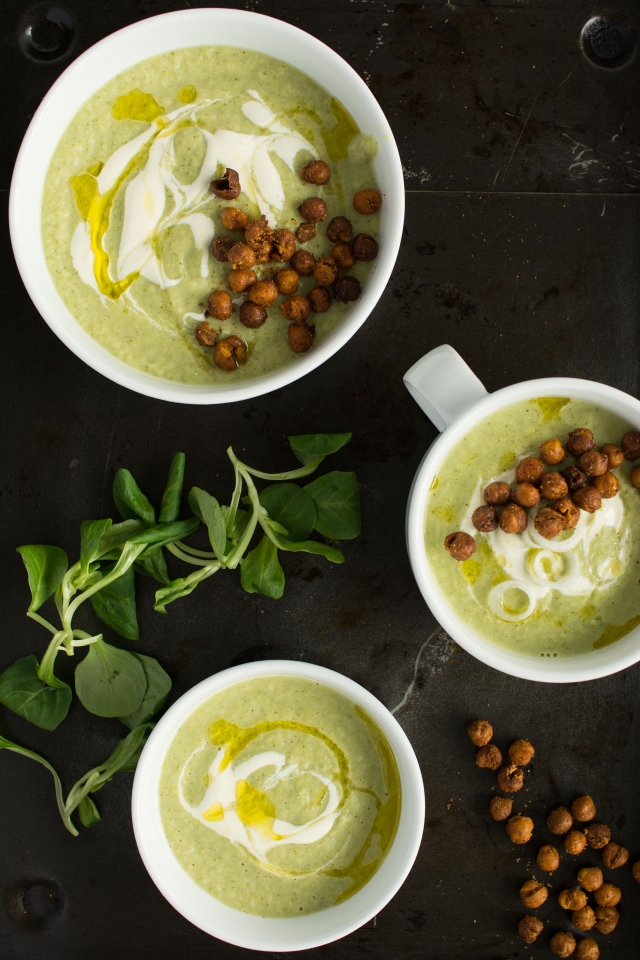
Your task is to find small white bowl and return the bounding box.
[404,344,640,683]
[132,660,424,951]
[9,8,403,404]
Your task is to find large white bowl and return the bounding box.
[132,660,424,951]
[404,344,640,683]
[9,9,403,404]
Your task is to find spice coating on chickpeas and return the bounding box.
[472,505,498,532]
[334,277,361,302]
[585,823,610,849]
[301,159,331,184]
[575,939,599,960]
[572,486,602,514]
[562,464,587,492]
[296,222,316,243]
[601,841,628,869]
[601,443,624,469]
[518,916,543,944]
[621,430,640,460]
[326,216,352,243]
[508,739,535,766]
[227,242,256,270]
[515,457,545,485]
[467,719,493,746]
[506,814,534,843]
[213,335,246,371]
[540,472,569,501]
[207,290,233,321]
[353,189,382,215]
[249,279,278,308]
[537,844,560,872]
[489,796,513,820]
[211,235,235,262]
[475,743,502,770]
[558,889,587,911]
[279,295,311,323]
[299,197,328,223]
[519,878,547,908]
[195,320,217,347]
[594,883,621,907]
[313,257,339,287]
[572,906,596,932]
[220,207,248,231]
[308,287,332,313]
[550,931,577,957]
[287,323,314,353]
[511,483,540,508]
[271,229,296,263]
[631,465,640,489]
[275,268,300,296]
[497,763,524,793]
[210,167,241,200]
[444,531,477,561]
[484,481,511,505]
[591,471,620,498]
[578,450,609,477]
[534,507,565,540]
[571,796,596,822]
[290,250,316,276]
[554,498,581,529]
[239,302,267,329]
[227,267,257,293]
[547,807,573,835]
[564,830,587,855]
[567,428,595,457]
[332,242,356,269]
[594,906,619,934]
[577,867,603,892]
[540,438,565,464]
[500,503,528,534]
[351,233,378,261]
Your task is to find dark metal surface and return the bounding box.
[2,1,639,957]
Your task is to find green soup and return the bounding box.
[41,46,380,384]
[159,676,401,917]
[425,398,640,657]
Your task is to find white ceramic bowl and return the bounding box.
[9,8,403,404]
[132,660,424,951]
[404,344,640,683]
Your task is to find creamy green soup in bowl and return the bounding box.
[404,345,640,683]
[10,9,403,403]
[132,661,424,951]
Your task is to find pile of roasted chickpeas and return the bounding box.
[195,162,380,370]
[467,718,640,957]
[445,428,640,562]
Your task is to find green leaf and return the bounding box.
[118,653,171,728]
[188,488,226,561]
[128,517,199,546]
[304,471,361,540]
[259,483,316,542]
[288,433,352,466]
[134,547,170,584]
[75,639,146,718]
[89,564,139,640]
[241,536,285,599]
[113,469,156,524]
[98,519,146,554]
[78,795,101,827]
[16,545,68,612]
[277,539,344,563]
[232,508,250,540]
[159,452,186,523]
[80,520,112,576]
[0,735,72,834]
[0,655,72,730]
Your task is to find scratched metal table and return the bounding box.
[2,1,639,958]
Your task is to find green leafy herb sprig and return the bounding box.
[0,434,359,832]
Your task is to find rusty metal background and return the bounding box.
[1,1,639,958]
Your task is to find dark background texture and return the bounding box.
[1,1,639,958]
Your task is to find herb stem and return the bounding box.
[26,611,58,634]
[172,541,217,559]
[225,461,243,537]
[65,544,145,623]
[227,446,322,481]
[166,543,214,567]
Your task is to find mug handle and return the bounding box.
[403,344,489,432]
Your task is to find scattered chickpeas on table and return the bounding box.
[550,930,577,957]
[537,844,561,873]
[517,915,544,944]
[601,840,628,869]
[466,719,493,746]
[577,866,603,892]
[564,829,587,855]
[506,814,533,844]
[585,823,610,850]
[547,806,573,835]
[575,939,599,960]
[558,888,587,911]
[489,796,513,821]
[571,795,596,821]
[519,878,547,908]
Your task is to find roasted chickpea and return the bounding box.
[211,235,235,262]
[270,229,296,263]
[290,250,316,276]
[213,334,246,371]
[287,322,314,353]
[515,457,545,485]
[353,188,382,215]
[506,814,534,843]
[275,268,300,296]
[210,167,241,200]
[207,289,233,321]
[562,464,587,492]
[564,830,587,855]
[537,844,560,872]
[334,276,361,302]
[484,481,511,505]
[500,503,528,534]
[244,215,273,250]
[227,267,257,294]
[571,796,596,822]
[591,470,619,498]
[554,497,581,529]
[249,279,278,308]
[579,450,609,477]
[633,860,640,884]
[252,240,273,264]
[195,320,217,347]
[221,207,248,231]
[352,233,379,261]
[572,487,602,513]
[489,796,513,821]
[279,295,311,323]
[471,505,498,532]
[567,428,595,458]
[621,429,640,460]
[296,222,316,243]
[577,867,603,892]
[540,472,569,500]
[572,906,596,932]
[534,507,565,540]
[508,739,535,766]
[594,906,619,934]
[511,483,540,508]
[601,443,625,469]
[299,197,328,223]
[594,883,621,907]
[575,939,599,960]
[558,889,587,911]
[518,916,543,944]
[602,841,628,869]
[313,256,339,287]
[631,465,640,488]
[551,931,577,957]
[467,719,493,746]
[497,763,524,793]
[227,242,256,270]
[540,438,565,464]
[239,302,267,329]
[444,531,477,562]
[308,286,331,313]
[585,823,610,850]
[326,216,353,243]
[301,159,331,184]
[547,807,573,835]
[332,242,356,269]
[475,743,502,770]
[519,878,547,908]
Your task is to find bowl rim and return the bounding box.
[406,375,640,683]
[131,659,425,951]
[9,7,404,404]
